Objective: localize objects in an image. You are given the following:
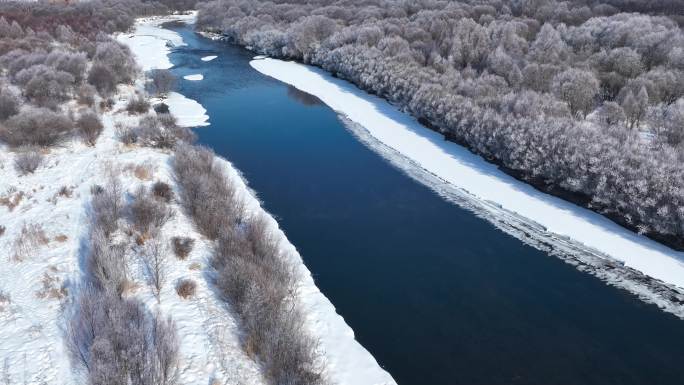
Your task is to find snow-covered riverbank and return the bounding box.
[119,14,396,385]
[250,57,684,318]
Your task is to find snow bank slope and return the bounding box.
[118,15,209,128]
[119,15,396,385]
[117,13,194,71]
[250,58,684,307]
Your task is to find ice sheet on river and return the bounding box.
[250,57,684,318]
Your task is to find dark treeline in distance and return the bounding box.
[196,0,684,249]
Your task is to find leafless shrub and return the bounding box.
[175,278,196,299]
[134,114,192,149]
[77,84,97,107]
[149,69,175,97]
[67,288,179,385]
[152,181,174,203]
[87,227,127,294]
[91,177,124,237]
[0,86,20,120]
[87,62,116,95]
[0,108,73,147]
[173,144,244,240]
[142,239,168,299]
[14,147,43,175]
[116,122,138,145]
[12,222,49,262]
[130,185,174,236]
[156,113,177,129]
[77,111,104,146]
[171,236,194,260]
[126,94,151,114]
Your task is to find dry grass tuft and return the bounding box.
[133,162,154,180]
[121,279,141,297]
[12,223,49,262]
[54,234,68,242]
[188,262,202,271]
[0,188,25,211]
[36,272,67,300]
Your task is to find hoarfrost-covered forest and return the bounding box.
[196,0,684,250]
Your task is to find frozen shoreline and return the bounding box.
[120,14,396,385]
[250,58,684,318]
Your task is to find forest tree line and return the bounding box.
[196,0,684,248]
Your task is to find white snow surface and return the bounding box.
[201,55,217,61]
[183,74,204,81]
[156,92,209,127]
[250,58,684,292]
[117,14,396,385]
[116,13,195,71]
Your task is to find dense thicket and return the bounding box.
[173,144,325,385]
[69,181,179,385]
[197,0,684,248]
[0,0,170,149]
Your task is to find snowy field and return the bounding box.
[0,86,265,383]
[118,14,396,385]
[250,58,684,318]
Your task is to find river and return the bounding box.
[166,24,684,385]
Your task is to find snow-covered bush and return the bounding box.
[77,110,104,146]
[13,146,43,175]
[0,108,73,147]
[152,181,174,203]
[130,185,174,237]
[149,69,175,97]
[68,288,179,385]
[171,236,194,260]
[0,86,20,120]
[126,93,151,114]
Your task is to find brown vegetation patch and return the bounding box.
[0,188,25,211]
[36,272,67,300]
[12,223,49,262]
[175,278,197,299]
[54,234,68,242]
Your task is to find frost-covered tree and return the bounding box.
[529,23,568,64]
[552,68,600,118]
[149,69,175,97]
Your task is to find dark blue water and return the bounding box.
[167,25,684,385]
